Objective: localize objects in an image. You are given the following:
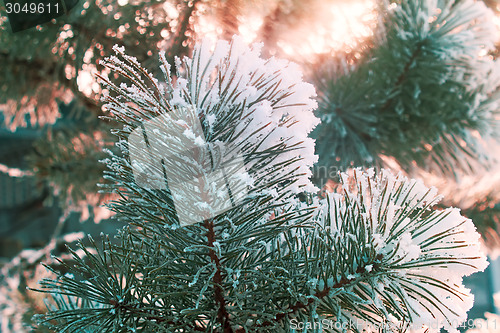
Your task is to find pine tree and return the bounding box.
[2,0,498,246]
[31,37,489,333]
[1,0,500,331]
[0,0,243,213]
[308,0,500,256]
[312,0,500,178]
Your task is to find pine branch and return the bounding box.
[379,42,424,113]
[312,0,500,178]
[31,37,489,333]
[204,217,232,332]
[0,51,102,116]
[252,257,383,330]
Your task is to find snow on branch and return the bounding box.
[315,169,489,332]
[31,36,489,333]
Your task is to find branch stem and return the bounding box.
[242,262,379,331]
[204,217,233,333]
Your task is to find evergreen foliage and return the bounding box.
[312,0,500,178]
[0,0,212,130]
[31,37,488,333]
[26,114,111,208]
[0,0,499,331]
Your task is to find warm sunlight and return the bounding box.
[279,0,376,58]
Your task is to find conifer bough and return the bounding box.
[313,0,500,177]
[32,36,488,333]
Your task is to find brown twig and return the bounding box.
[196,167,232,332]
[239,261,381,332]
[204,217,233,332]
[379,43,423,113]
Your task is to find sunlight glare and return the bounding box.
[279,0,376,58]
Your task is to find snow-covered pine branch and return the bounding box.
[31,37,487,333]
[97,36,319,227]
[313,0,500,179]
[309,169,488,332]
